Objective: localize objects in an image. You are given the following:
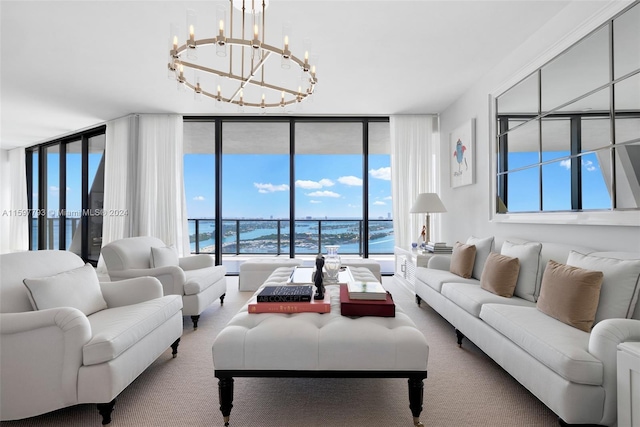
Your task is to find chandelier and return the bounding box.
[167,0,317,109]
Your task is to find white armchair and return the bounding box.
[0,250,183,424]
[101,236,227,328]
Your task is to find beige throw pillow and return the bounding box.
[536,260,604,332]
[480,252,521,298]
[450,242,476,279]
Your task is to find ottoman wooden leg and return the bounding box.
[408,376,424,426]
[218,377,234,426]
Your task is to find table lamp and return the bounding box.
[409,193,447,244]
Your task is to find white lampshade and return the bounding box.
[410,193,447,214]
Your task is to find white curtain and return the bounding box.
[8,148,29,252]
[390,115,440,249]
[133,115,190,256]
[97,115,138,273]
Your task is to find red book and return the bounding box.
[340,285,395,317]
[248,293,331,314]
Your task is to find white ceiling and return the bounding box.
[0,0,580,150]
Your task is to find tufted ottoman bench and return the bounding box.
[340,258,382,281]
[238,258,303,291]
[212,266,429,426]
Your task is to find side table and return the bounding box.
[617,342,640,427]
[394,246,435,291]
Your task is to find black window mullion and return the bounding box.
[362,120,369,257]
[215,119,223,266]
[59,143,67,249]
[38,145,46,251]
[81,136,89,261]
[289,119,296,258]
[570,116,582,210]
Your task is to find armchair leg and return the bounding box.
[171,338,180,358]
[191,315,200,329]
[97,399,116,425]
[220,293,226,305]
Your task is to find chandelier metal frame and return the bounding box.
[168,0,317,108]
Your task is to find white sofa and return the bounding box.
[0,250,183,424]
[414,237,640,427]
[102,236,227,329]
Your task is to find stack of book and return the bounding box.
[248,285,331,314]
[340,281,395,317]
[424,241,453,254]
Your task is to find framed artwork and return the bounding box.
[450,118,475,188]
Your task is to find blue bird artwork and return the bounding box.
[453,138,468,173]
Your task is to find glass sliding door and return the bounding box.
[65,140,82,253]
[222,121,290,256]
[87,134,105,263]
[367,121,394,254]
[183,121,217,254]
[294,121,363,255]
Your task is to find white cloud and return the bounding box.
[307,190,341,198]
[369,167,391,180]
[254,183,289,194]
[193,196,205,201]
[559,160,571,170]
[310,200,322,204]
[373,201,386,206]
[295,179,334,189]
[384,196,392,200]
[582,159,597,172]
[50,186,59,192]
[338,176,362,186]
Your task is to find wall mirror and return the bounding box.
[494,2,640,220]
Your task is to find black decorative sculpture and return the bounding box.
[313,253,325,300]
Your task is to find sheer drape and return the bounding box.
[8,148,29,251]
[390,115,440,249]
[97,115,137,273]
[134,115,190,256]
[99,114,189,272]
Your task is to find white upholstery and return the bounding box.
[238,258,303,291]
[0,250,183,422]
[102,236,227,325]
[414,238,640,426]
[339,259,382,281]
[214,266,428,372]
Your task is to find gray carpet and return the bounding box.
[1,276,559,426]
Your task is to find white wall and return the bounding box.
[0,149,11,253]
[436,0,640,253]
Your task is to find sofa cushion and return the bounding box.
[450,242,476,279]
[466,235,495,279]
[536,260,603,332]
[442,282,535,318]
[150,246,179,268]
[500,240,542,302]
[480,252,520,298]
[416,267,479,293]
[23,263,108,316]
[83,295,182,365]
[567,251,640,323]
[479,304,604,386]
[184,266,227,295]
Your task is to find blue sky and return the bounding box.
[184,154,393,219]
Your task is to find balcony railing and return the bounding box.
[188,218,394,256]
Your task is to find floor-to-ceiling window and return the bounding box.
[26,126,106,265]
[183,116,392,267]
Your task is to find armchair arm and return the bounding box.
[99,277,163,307]
[179,254,214,271]
[1,309,91,419]
[588,318,640,426]
[107,266,185,296]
